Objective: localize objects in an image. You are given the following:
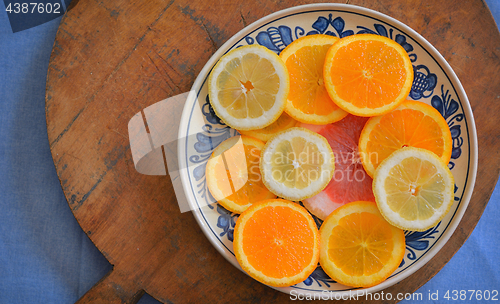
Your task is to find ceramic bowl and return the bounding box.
[178,3,478,297]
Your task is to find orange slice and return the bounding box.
[319,201,405,287]
[323,34,414,116]
[206,135,276,213]
[238,112,298,142]
[279,34,348,124]
[373,147,455,231]
[234,199,320,287]
[359,100,452,177]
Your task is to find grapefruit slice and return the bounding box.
[301,115,375,220]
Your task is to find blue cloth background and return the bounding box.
[0,2,498,303]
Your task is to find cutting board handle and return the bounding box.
[76,269,144,304]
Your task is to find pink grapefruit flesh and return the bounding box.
[300,115,375,220]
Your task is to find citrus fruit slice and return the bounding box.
[260,127,335,201]
[372,147,455,231]
[301,115,375,220]
[238,112,298,142]
[323,34,414,116]
[206,135,276,213]
[359,100,453,177]
[234,199,320,287]
[208,44,289,131]
[319,201,405,288]
[279,34,348,124]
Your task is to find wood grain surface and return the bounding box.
[45,0,500,303]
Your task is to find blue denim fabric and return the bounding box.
[0,1,498,303]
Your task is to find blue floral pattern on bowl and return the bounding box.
[180,4,476,296]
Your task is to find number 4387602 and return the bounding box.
[5,2,61,14]
[444,290,498,301]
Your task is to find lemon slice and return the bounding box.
[260,127,334,201]
[373,147,455,231]
[208,45,289,131]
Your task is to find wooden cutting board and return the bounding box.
[45,0,500,303]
